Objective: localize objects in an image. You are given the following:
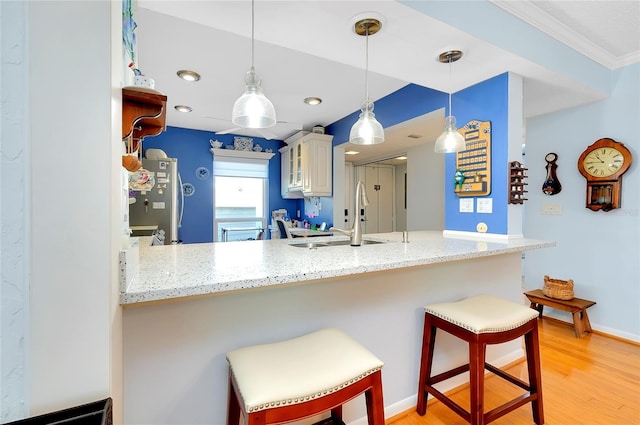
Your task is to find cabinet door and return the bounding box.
[293,142,303,189]
[302,139,331,196]
[281,147,303,199]
[302,139,333,196]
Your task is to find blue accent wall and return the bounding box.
[444,73,510,234]
[142,126,296,243]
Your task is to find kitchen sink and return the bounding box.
[290,239,386,249]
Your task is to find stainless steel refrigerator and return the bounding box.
[129,158,182,244]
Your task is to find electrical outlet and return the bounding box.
[476,222,488,233]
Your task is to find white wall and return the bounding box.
[407,143,444,231]
[1,2,30,420]
[524,63,640,341]
[0,1,122,421]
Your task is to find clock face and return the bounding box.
[582,147,625,177]
[545,152,557,162]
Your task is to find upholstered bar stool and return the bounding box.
[416,295,544,425]
[226,328,385,425]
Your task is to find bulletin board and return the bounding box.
[455,120,492,197]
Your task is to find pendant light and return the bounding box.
[434,50,466,153]
[349,18,384,145]
[232,0,276,129]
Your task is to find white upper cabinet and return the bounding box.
[281,131,333,198]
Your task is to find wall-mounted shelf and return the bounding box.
[122,86,167,152]
[509,161,528,204]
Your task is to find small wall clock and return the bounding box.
[577,138,632,211]
[542,152,562,195]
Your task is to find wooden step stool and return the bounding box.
[524,289,596,338]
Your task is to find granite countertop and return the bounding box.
[120,231,555,305]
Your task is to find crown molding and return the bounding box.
[491,0,634,70]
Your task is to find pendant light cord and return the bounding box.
[364,24,370,102]
[448,55,452,116]
[251,0,255,69]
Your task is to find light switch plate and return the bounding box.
[542,203,562,215]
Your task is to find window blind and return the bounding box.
[213,156,268,178]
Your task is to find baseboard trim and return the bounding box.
[541,316,640,346]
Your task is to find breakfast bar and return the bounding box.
[120,231,554,424]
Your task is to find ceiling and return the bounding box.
[135,1,639,164]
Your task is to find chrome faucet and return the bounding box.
[330,180,369,246]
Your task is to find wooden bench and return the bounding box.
[524,289,596,338]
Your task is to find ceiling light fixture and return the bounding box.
[174,105,192,113]
[304,97,322,105]
[434,50,466,153]
[176,70,201,82]
[349,18,384,146]
[231,0,276,129]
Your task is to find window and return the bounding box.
[213,156,268,242]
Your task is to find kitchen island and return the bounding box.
[121,231,553,424]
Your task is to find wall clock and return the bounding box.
[577,138,632,211]
[542,152,562,195]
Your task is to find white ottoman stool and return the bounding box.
[226,328,385,425]
[416,295,544,425]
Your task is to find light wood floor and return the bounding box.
[387,318,640,425]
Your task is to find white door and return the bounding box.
[377,166,394,233]
[355,164,395,234]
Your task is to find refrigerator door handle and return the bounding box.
[178,172,184,229]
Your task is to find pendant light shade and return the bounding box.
[231,0,276,129]
[434,115,466,153]
[350,100,384,145]
[349,18,384,145]
[434,50,465,153]
[232,67,276,128]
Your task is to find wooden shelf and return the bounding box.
[122,86,167,151]
[509,161,528,204]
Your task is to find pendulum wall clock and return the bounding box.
[577,138,632,212]
[542,152,562,195]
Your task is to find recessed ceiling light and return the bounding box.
[177,70,201,82]
[174,105,192,113]
[304,97,322,105]
[345,151,359,155]
[395,156,407,160]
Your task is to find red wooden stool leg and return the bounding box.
[227,375,241,425]
[469,340,486,425]
[416,314,436,415]
[525,325,544,424]
[365,371,385,425]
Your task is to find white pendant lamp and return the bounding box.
[349,18,384,146]
[434,50,466,153]
[232,0,276,129]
